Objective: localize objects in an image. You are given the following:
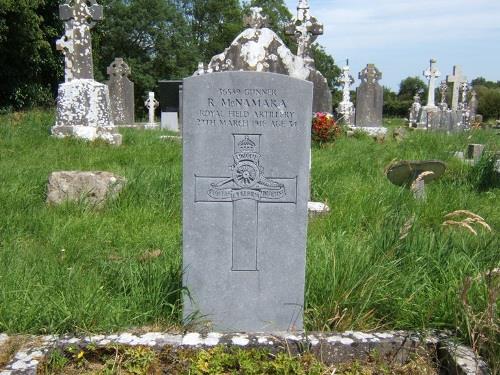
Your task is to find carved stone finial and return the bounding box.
[244,7,268,29]
[107,58,131,77]
[285,0,323,66]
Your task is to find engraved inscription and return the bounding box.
[195,88,298,129]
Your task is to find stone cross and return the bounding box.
[423,59,441,109]
[439,80,448,110]
[446,65,467,110]
[56,0,103,82]
[337,64,355,125]
[359,64,382,84]
[145,92,159,125]
[244,7,268,29]
[285,0,324,67]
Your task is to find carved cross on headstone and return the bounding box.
[439,80,448,110]
[359,64,382,84]
[285,0,324,67]
[56,0,103,82]
[446,65,467,110]
[244,7,268,29]
[194,134,297,271]
[423,59,441,109]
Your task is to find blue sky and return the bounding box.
[284,0,500,91]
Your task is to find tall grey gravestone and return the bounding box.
[354,64,385,136]
[51,0,121,145]
[107,58,135,125]
[182,71,313,332]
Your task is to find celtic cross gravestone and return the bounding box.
[182,71,313,331]
[107,58,135,125]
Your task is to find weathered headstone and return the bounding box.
[144,92,159,129]
[107,58,135,125]
[439,81,448,110]
[204,7,331,113]
[51,0,121,145]
[182,71,313,331]
[354,64,385,135]
[447,65,467,110]
[158,80,183,132]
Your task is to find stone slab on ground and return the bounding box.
[308,201,330,216]
[46,171,126,207]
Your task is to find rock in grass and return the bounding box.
[47,171,126,207]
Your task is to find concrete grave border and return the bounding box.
[0,331,489,374]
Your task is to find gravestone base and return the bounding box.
[351,126,388,138]
[144,123,159,130]
[161,112,180,132]
[52,79,122,145]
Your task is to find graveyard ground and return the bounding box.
[0,110,498,370]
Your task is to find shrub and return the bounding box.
[311,112,341,143]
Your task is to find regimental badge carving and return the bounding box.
[208,135,285,201]
[194,134,298,271]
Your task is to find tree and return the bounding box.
[92,0,199,115]
[397,76,426,101]
[0,0,62,109]
[180,0,244,62]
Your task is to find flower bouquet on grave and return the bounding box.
[311,112,341,143]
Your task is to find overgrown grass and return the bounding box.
[0,110,498,368]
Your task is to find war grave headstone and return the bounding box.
[353,64,386,136]
[144,92,159,130]
[107,58,135,126]
[158,80,182,132]
[51,0,121,145]
[204,6,330,113]
[182,71,313,331]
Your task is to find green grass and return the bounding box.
[0,110,498,368]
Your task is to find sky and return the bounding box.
[284,0,500,91]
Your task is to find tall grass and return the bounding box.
[0,110,498,367]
